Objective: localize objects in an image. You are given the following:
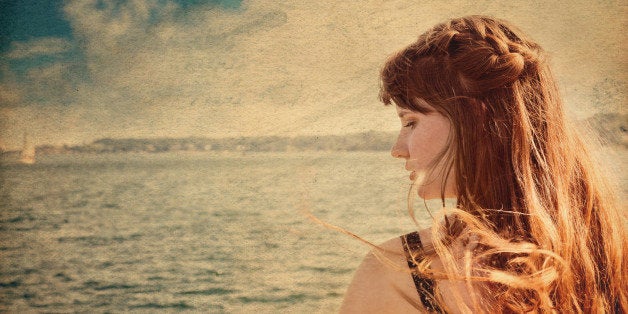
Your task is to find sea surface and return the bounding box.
[0,151,433,313]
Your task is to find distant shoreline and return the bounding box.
[3,131,399,155]
[2,113,625,155]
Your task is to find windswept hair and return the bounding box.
[380,15,626,312]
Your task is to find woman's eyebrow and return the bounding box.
[398,111,412,118]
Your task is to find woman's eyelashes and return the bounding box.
[403,120,416,128]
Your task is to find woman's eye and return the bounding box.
[403,121,416,128]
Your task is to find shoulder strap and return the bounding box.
[400,232,444,313]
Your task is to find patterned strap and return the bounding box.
[400,232,444,313]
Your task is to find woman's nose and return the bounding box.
[391,136,408,159]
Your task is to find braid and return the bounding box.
[409,16,543,94]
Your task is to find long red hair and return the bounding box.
[380,15,626,312]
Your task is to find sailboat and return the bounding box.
[18,133,36,164]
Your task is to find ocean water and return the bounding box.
[0,151,427,313]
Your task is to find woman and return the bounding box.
[340,16,626,313]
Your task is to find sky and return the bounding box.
[0,0,626,149]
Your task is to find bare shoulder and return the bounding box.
[338,234,428,313]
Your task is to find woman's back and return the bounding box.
[341,227,486,313]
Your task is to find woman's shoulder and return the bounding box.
[338,230,433,313]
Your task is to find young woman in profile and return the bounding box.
[339,16,626,313]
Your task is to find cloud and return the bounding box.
[0,64,24,106]
[1,0,626,148]
[0,84,22,105]
[5,37,73,59]
[55,0,414,140]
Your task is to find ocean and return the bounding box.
[1,151,431,313]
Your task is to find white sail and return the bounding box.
[19,133,35,164]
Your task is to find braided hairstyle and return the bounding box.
[380,16,626,312]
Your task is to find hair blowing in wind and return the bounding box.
[379,16,627,312]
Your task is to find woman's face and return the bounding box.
[391,101,456,199]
